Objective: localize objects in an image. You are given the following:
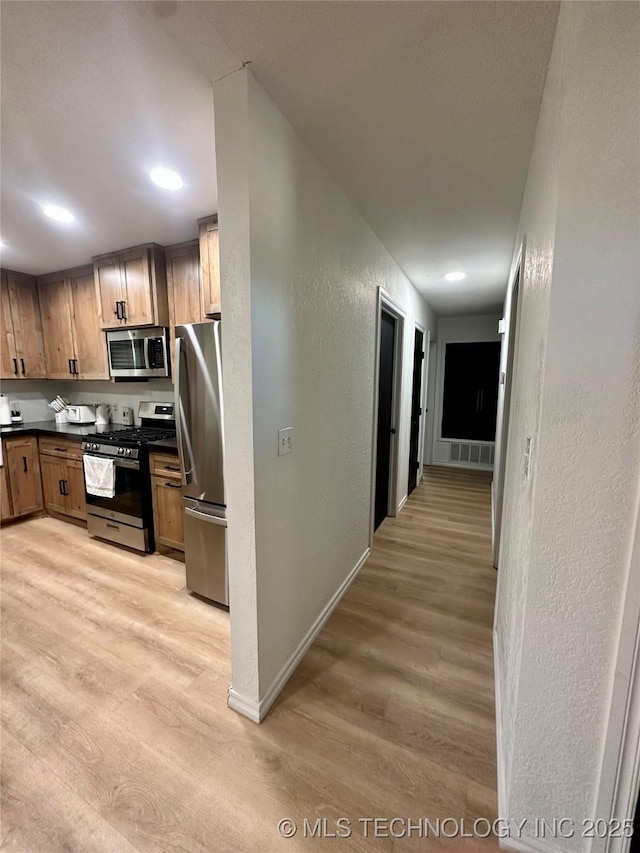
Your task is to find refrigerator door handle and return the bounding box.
[174,335,194,485]
[185,506,227,527]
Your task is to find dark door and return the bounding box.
[375,311,396,530]
[441,341,501,442]
[408,328,424,495]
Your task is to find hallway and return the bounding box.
[1,467,497,852]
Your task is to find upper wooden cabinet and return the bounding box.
[198,215,221,318]
[93,244,169,329]
[166,240,210,327]
[38,265,110,380]
[0,270,47,379]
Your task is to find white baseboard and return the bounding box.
[228,546,371,723]
[501,835,562,853]
[227,687,260,723]
[398,494,408,512]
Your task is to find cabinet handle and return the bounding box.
[12,358,17,375]
[59,479,64,495]
[73,359,78,375]
[69,358,74,375]
[115,302,122,319]
[62,480,68,496]
[121,301,127,320]
[163,465,180,472]
[20,358,25,375]
[164,481,182,489]
[22,456,27,473]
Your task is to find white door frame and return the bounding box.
[415,323,430,486]
[369,288,405,546]
[492,240,524,567]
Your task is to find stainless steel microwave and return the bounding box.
[107,327,170,378]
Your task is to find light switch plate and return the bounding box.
[278,427,293,456]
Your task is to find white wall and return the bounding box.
[215,68,436,719]
[1,378,174,424]
[431,314,501,466]
[494,3,640,849]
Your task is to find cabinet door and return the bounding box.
[94,256,124,329]
[40,453,67,514]
[7,273,47,378]
[38,273,77,379]
[1,462,12,521]
[5,436,43,516]
[198,216,221,318]
[70,266,109,379]
[167,242,204,327]
[151,475,184,551]
[0,272,18,379]
[63,458,87,520]
[120,248,153,326]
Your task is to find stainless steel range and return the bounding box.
[82,402,176,552]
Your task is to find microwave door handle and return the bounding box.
[145,335,151,371]
[174,336,194,485]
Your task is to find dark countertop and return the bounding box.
[0,420,179,453]
[0,420,129,441]
[148,437,178,451]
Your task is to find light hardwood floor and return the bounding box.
[1,466,497,852]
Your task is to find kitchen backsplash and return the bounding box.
[1,379,174,424]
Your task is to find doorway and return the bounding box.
[408,327,424,495]
[492,259,522,567]
[375,309,397,530]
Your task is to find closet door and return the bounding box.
[441,342,500,442]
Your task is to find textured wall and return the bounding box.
[215,68,436,708]
[494,4,640,848]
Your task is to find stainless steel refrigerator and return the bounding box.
[174,321,228,607]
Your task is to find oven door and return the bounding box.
[83,454,145,527]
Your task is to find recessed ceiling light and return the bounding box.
[150,167,183,190]
[445,271,466,282]
[42,204,75,224]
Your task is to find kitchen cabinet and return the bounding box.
[167,240,206,327]
[38,437,86,521]
[4,436,43,517]
[150,451,184,551]
[166,240,209,373]
[0,269,47,379]
[198,215,221,318]
[38,265,109,379]
[1,462,12,521]
[93,244,169,330]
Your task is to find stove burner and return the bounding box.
[106,427,177,443]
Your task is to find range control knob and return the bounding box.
[92,443,99,451]
[117,447,124,455]
[125,448,132,457]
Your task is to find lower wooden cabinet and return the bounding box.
[150,451,184,551]
[1,463,12,521]
[39,438,86,521]
[3,436,43,517]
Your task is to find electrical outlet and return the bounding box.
[278,427,293,456]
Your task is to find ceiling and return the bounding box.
[1,1,559,315]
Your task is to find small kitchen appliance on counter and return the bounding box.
[95,403,110,425]
[66,404,96,424]
[0,395,12,427]
[82,402,177,553]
